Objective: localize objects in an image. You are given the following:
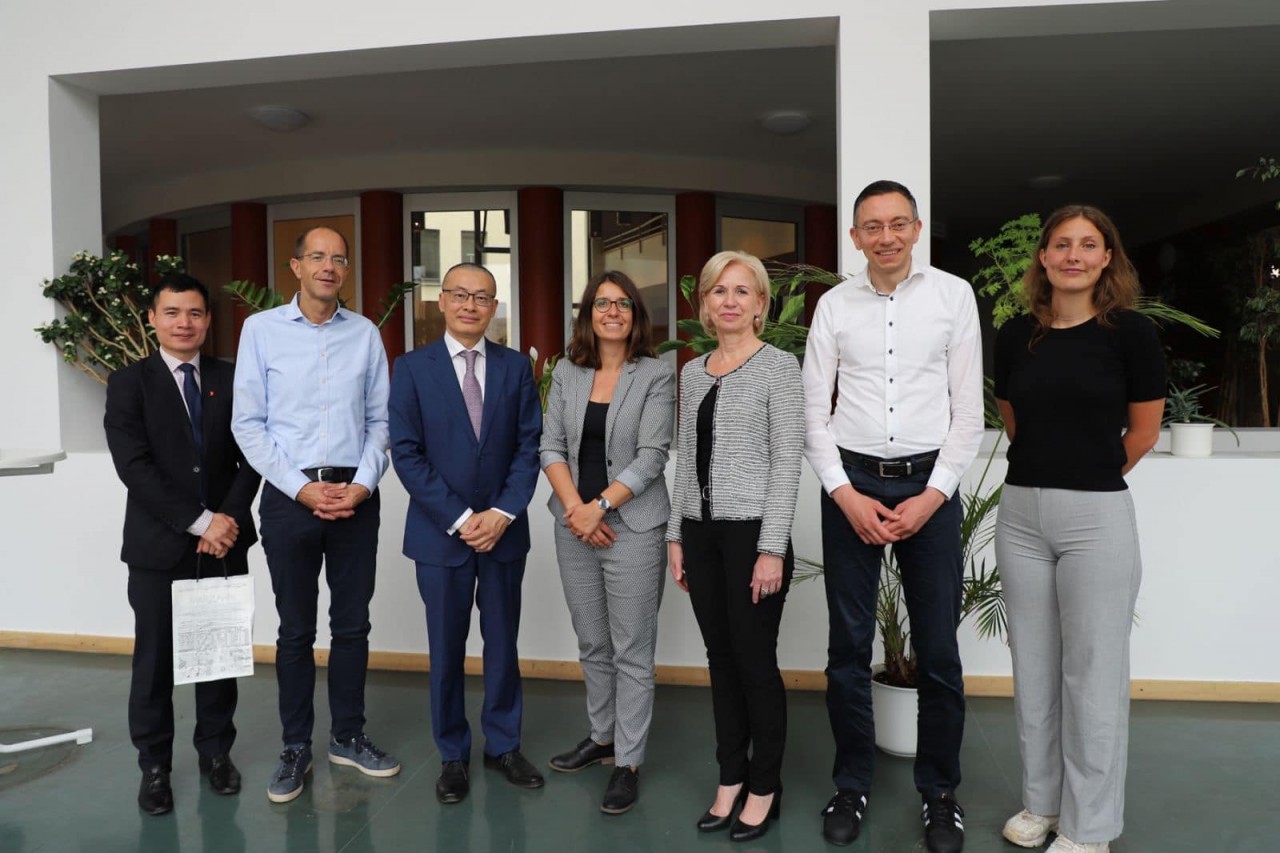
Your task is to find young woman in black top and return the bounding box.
[993,206,1165,853]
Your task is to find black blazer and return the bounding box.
[105,352,261,571]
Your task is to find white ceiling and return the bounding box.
[97,2,1280,252]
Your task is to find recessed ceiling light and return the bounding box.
[248,105,310,132]
[1028,174,1066,190]
[760,110,811,135]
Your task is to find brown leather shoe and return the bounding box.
[483,750,545,788]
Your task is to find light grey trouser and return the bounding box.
[554,516,666,767]
[995,485,1142,844]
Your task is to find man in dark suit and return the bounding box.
[105,273,261,815]
[389,262,543,805]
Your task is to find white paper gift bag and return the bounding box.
[171,570,255,686]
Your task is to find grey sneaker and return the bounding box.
[328,733,401,777]
[267,743,312,804]
[1003,810,1059,848]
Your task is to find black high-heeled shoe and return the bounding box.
[729,788,783,843]
[696,787,748,833]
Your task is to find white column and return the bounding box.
[836,3,933,274]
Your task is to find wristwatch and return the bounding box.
[596,496,611,512]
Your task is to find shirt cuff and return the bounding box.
[492,507,515,521]
[448,508,473,536]
[187,509,214,537]
[925,466,960,499]
[819,463,852,496]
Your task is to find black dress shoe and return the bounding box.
[697,787,748,832]
[822,789,869,846]
[729,789,782,843]
[199,753,242,795]
[483,750,545,789]
[138,765,173,815]
[549,736,615,773]
[600,766,638,814]
[436,760,470,804]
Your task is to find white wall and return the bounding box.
[3,439,1276,685]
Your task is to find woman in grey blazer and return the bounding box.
[539,270,676,815]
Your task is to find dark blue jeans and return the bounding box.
[260,484,380,747]
[821,463,965,796]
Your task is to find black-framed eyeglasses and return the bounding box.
[442,288,495,308]
[592,297,634,313]
[296,252,350,267]
[854,218,917,237]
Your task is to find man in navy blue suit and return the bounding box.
[389,262,543,804]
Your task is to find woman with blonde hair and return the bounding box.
[994,205,1165,853]
[667,250,804,842]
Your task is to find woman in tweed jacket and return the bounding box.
[667,251,804,842]
[539,270,675,815]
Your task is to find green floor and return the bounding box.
[0,648,1275,852]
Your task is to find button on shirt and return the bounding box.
[231,295,390,499]
[441,332,515,534]
[802,264,984,498]
[158,348,214,537]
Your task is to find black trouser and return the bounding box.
[127,548,248,772]
[683,518,793,795]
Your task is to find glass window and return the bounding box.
[409,209,512,349]
[570,209,670,344]
[721,216,798,264]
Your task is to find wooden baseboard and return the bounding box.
[3,631,1277,703]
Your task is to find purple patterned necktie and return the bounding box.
[462,349,483,439]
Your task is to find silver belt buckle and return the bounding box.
[878,460,911,478]
[700,484,712,501]
[316,466,336,482]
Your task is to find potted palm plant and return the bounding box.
[1163,384,1238,457]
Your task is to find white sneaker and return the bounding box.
[1047,835,1110,853]
[1002,810,1059,848]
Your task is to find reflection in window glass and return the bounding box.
[570,210,669,344]
[409,210,511,349]
[721,217,798,265]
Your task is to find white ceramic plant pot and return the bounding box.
[1169,422,1214,458]
[871,663,918,757]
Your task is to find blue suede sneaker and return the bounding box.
[328,733,401,777]
[267,743,312,804]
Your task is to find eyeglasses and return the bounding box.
[297,252,350,267]
[854,218,917,237]
[592,297,634,313]
[442,288,495,308]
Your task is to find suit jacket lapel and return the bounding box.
[200,359,227,454]
[479,345,505,448]
[604,360,637,451]
[146,352,199,454]
[427,340,477,446]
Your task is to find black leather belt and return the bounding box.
[302,466,358,483]
[839,448,939,479]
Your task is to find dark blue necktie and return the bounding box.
[178,363,203,457]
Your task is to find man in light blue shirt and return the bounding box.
[232,225,399,804]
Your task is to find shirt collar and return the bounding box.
[854,261,926,295]
[444,331,487,360]
[158,347,200,375]
[283,292,349,326]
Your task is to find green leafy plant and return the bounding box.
[528,348,562,413]
[1237,156,1280,210]
[1162,384,1239,446]
[35,251,188,384]
[657,264,842,357]
[971,213,1221,338]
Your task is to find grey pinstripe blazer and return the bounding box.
[539,355,676,533]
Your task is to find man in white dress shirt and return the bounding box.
[803,180,983,853]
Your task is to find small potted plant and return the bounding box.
[1163,384,1238,457]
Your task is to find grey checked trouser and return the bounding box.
[554,515,666,767]
[995,485,1142,844]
